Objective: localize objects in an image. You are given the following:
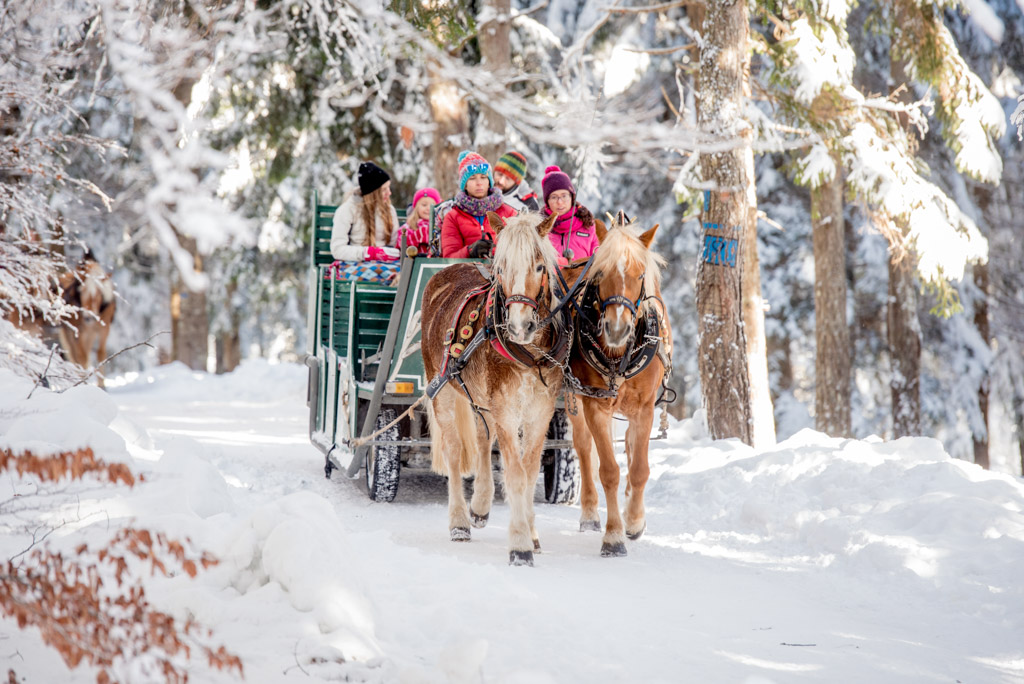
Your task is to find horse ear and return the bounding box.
[487,211,506,235]
[639,223,659,249]
[537,211,556,238]
[595,218,608,244]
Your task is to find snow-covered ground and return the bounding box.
[2,360,1023,683]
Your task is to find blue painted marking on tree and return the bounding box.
[703,190,710,212]
[702,235,738,268]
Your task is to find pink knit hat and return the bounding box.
[413,187,441,208]
[541,165,575,205]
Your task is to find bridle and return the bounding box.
[489,259,570,370]
[562,263,664,399]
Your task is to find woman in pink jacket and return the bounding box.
[541,165,602,264]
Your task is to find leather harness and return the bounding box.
[425,262,573,437]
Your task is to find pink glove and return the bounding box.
[410,224,429,247]
[366,245,400,261]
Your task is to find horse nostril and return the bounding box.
[525,321,537,336]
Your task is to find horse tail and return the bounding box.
[453,395,479,476]
[427,396,479,476]
[427,398,445,475]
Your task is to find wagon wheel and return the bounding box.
[365,408,401,502]
[543,409,580,504]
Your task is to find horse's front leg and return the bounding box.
[624,405,654,540]
[583,399,626,557]
[434,392,472,540]
[469,422,495,528]
[495,414,549,566]
[568,403,600,532]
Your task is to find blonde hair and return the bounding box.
[360,185,395,246]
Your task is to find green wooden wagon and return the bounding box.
[303,192,579,503]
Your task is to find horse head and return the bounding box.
[589,214,663,353]
[489,210,559,345]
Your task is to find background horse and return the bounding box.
[421,211,563,566]
[563,217,672,556]
[58,253,117,387]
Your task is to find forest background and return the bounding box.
[3,0,1024,474]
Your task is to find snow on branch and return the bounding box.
[898,4,1005,184]
[778,18,854,105]
[841,120,986,283]
[318,0,765,159]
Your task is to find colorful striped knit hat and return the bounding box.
[457,150,492,192]
[494,151,528,185]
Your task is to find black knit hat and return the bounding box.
[358,161,390,196]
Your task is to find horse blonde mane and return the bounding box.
[492,212,561,296]
[591,218,666,304]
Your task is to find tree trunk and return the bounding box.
[888,254,921,437]
[889,42,922,438]
[427,60,470,199]
[812,162,852,436]
[696,0,753,445]
[477,0,510,164]
[742,167,776,447]
[171,236,208,371]
[215,280,241,374]
[972,262,990,468]
[1014,390,1024,476]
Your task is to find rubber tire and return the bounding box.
[366,408,401,502]
[543,409,580,504]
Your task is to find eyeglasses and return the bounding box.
[549,192,572,203]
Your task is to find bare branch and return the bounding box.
[58,331,170,393]
[625,43,696,55]
[603,1,690,13]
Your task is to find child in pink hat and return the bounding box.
[395,187,441,256]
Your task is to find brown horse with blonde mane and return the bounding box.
[422,210,566,566]
[561,215,672,556]
[58,253,117,387]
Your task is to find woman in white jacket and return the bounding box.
[330,161,401,262]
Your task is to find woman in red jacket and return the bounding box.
[440,150,516,258]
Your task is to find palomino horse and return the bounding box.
[561,216,672,556]
[58,253,117,387]
[421,211,568,566]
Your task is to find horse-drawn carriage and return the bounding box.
[302,193,579,504]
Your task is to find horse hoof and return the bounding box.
[471,510,489,528]
[579,520,601,532]
[600,541,627,557]
[450,527,471,542]
[533,539,541,552]
[509,550,534,566]
[626,522,646,541]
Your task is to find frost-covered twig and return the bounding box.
[58,330,169,393]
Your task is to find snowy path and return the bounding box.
[8,361,1019,683]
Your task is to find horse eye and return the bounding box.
[536,264,544,273]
